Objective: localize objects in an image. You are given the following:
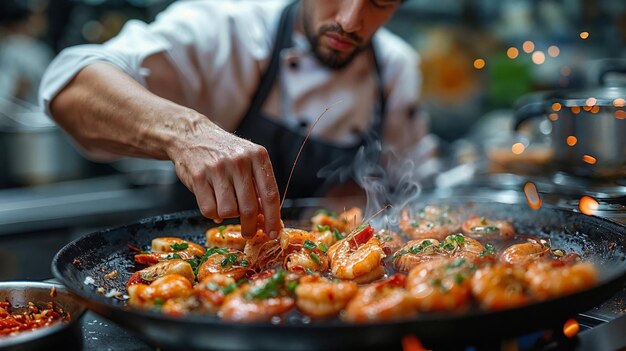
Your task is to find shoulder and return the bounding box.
[372,28,419,80]
[147,0,290,52]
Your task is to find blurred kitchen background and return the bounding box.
[0,0,625,280]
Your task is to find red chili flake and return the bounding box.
[608,242,616,250]
[72,259,81,266]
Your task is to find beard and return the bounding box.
[303,18,367,70]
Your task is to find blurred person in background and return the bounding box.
[0,0,53,107]
[39,0,426,238]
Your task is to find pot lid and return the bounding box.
[552,86,626,107]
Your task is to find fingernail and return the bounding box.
[214,219,223,224]
[269,231,277,239]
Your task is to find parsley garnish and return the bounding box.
[454,273,465,284]
[170,242,189,251]
[240,260,250,267]
[166,253,182,260]
[480,243,496,257]
[221,254,239,267]
[246,270,286,300]
[286,280,298,293]
[446,258,467,269]
[393,240,433,259]
[153,297,164,306]
[140,250,151,254]
[333,228,344,240]
[470,226,499,233]
[447,234,465,245]
[318,243,328,253]
[206,247,230,256]
[480,217,488,225]
[303,240,317,250]
[310,252,322,265]
[317,224,330,232]
[218,225,226,233]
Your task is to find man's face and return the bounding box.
[302,0,402,70]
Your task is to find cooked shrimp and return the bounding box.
[197,249,250,282]
[220,271,295,322]
[525,261,598,299]
[375,229,406,255]
[205,225,247,251]
[399,206,461,241]
[194,274,238,313]
[344,274,415,323]
[284,247,329,273]
[500,240,549,266]
[295,275,358,318]
[406,258,474,312]
[441,233,486,262]
[327,224,386,284]
[462,216,516,239]
[311,207,363,234]
[134,237,205,266]
[392,239,445,272]
[471,264,531,310]
[127,259,195,287]
[127,274,194,310]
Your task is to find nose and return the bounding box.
[336,0,364,33]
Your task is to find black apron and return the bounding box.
[235,1,386,199]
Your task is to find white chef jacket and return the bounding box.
[39,0,425,157]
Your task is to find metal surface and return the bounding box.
[52,201,626,350]
[0,281,86,351]
[513,86,626,178]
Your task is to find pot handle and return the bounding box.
[513,92,551,130]
[597,58,626,86]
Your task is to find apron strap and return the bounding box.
[243,1,298,118]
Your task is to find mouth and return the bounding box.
[323,33,357,52]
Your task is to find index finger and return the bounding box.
[251,147,281,238]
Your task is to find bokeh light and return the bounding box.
[531,51,545,64]
[507,47,519,59]
[473,58,486,69]
[512,143,525,155]
[579,196,599,215]
[522,41,535,53]
[566,136,577,146]
[548,45,560,57]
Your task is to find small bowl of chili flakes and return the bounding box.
[0,281,85,350]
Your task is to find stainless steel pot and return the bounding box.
[0,98,88,187]
[514,65,626,178]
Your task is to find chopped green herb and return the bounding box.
[205,247,230,256]
[318,243,328,253]
[153,298,164,306]
[446,258,467,269]
[140,250,151,254]
[221,254,239,267]
[439,242,455,251]
[411,220,419,227]
[480,217,488,225]
[446,234,465,245]
[166,253,182,260]
[246,270,286,300]
[454,273,465,285]
[480,243,496,257]
[310,252,322,265]
[317,224,330,232]
[240,260,250,267]
[286,280,298,294]
[141,274,155,281]
[393,240,433,259]
[470,226,499,233]
[303,240,317,250]
[206,282,219,291]
[218,225,226,233]
[221,283,237,295]
[315,209,337,218]
[305,268,315,275]
[170,242,189,251]
[333,228,344,240]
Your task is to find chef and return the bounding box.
[39,0,425,239]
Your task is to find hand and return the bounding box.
[167,115,282,239]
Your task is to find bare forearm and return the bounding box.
[49,62,205,160]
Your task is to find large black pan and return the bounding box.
[52,200,626,350]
